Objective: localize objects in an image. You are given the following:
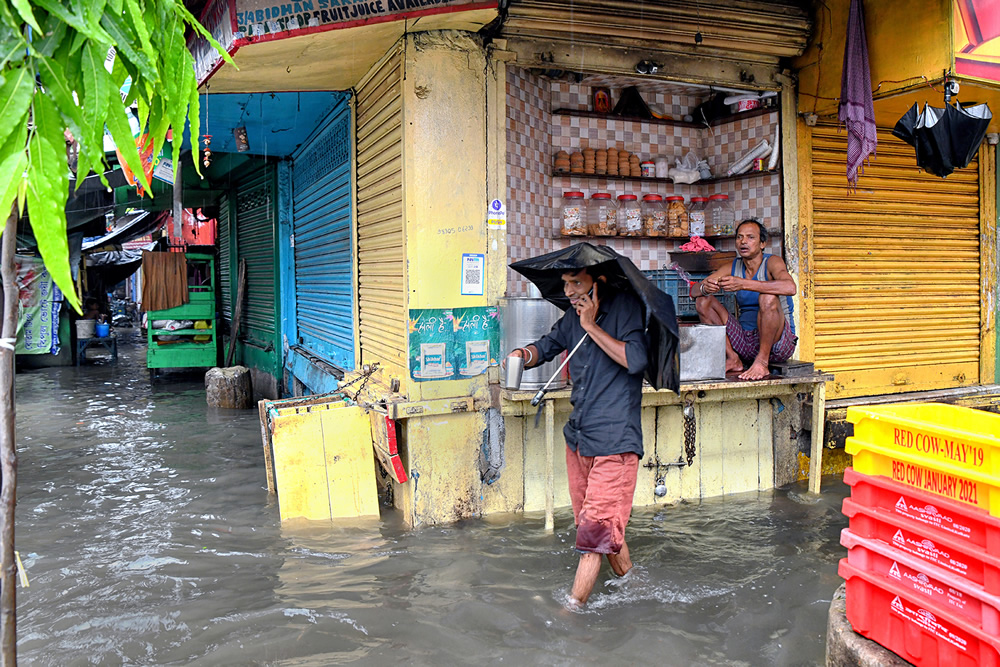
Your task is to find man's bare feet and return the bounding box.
[738,358,770,380]
[725,357,744,374]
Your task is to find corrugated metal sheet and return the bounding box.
[236,166,278,348]
[356,45,407,374]
[291,95,355,370]
[810,123,981,398]
[218,193,232,322]
[502,0,811,62]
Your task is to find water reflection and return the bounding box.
[14,331,846,665]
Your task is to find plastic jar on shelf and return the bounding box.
[617,194,642,236]
[666,196,689,237]
[588,193,618,236]
[560,191,588,236]
[641,194,667,236]
[688,197,708,237]
[706,194,736,236]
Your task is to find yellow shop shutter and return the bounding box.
[355,44,407,379]
[810,123,981,399]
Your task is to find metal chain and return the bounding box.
[334,362,380,402]
[683,396,697,466]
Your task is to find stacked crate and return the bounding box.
[841,403,1000,666]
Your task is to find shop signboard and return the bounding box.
[953,0,1000,84]
[188,0,243,86]
[235,0,488,43]
[14,256,63,356]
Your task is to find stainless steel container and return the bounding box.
[679,324,727,381]
[500,291,568,391]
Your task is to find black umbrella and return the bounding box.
[892,101,992,177]
[509,242,679,393]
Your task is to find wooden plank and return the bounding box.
[758,399,775,491]
[696,402,725,498]
[722,399,758,495]
[808,382,827,494]
[258,399,275,493]
[545,401,555,532]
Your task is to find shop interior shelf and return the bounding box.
[552,106,776,128]
[553,233,735,241]
[551,169,781,186]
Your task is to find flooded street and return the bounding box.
[13,332,847,665]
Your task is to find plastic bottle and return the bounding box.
[689,197,708,237]
[588,193,618,236]
[560,191,587,236]
[641,194,667,236]
[617,194,642,236]
[706,194,736,236]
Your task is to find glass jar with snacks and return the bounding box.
[641,194,667,236]
[560,191,588,236]
[706,194,736,236]
[666,196,689,237]
[617,194,642,236]
[588,193,618,236]
[688,197,708,237]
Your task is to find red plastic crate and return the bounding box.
[842,497,1000,594]
[845,468,1000,553]
[840,559,1000,666]
[841,528,1000,634]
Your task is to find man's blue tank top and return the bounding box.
[731,255,795,334]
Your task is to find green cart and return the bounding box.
[146,252,218,380]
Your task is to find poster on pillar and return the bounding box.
[407,306,499,381]
[235,0,486,42]
[14,256,63,355]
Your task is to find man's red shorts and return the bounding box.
[565,446,639,554]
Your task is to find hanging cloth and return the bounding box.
[141,251,189,312]
[838,0,877,188]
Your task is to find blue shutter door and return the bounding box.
[291,96,355,370]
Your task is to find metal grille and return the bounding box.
[294,117,350,193]
[217,194,231,321]
[235,167,277,346]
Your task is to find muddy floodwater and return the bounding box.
[12,332,848,665]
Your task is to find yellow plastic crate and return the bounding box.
[847,403,1000,477]
[846,437,1000,517]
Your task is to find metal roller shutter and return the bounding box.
[217,193,231,323]
[809,123,981,398]
[291,95,355,370]
[355,44,407,377]
[235,166,279,356]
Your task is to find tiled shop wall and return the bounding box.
[505,68,784,297]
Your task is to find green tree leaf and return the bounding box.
[0,122,28,224]
[25,94,77,310]
[10,0,41,33]
[33,0,112,44]
[0,64,32,149]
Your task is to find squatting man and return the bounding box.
[692,219,798,380]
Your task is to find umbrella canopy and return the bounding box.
[509,242,679,392]
[892,101,992,177]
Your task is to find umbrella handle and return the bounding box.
[530,332,590,406]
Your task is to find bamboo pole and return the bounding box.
[0,205,19,665]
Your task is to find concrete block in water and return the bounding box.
[205,366,253,409]
[826,583,911,667]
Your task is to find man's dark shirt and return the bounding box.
[532,287,648,458]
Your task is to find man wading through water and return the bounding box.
[507,267,647,608]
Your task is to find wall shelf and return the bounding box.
[552,106,776,129]
[552,169,780,186]
[556,234,735,241]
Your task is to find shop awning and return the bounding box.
[82,211,167,251]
